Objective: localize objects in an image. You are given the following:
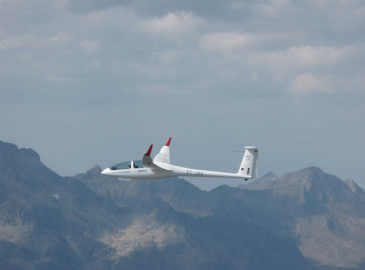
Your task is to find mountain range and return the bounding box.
[1,141,365,269]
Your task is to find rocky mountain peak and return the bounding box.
[0,141,40,161]
[262,171,278,179]
[2,141,365,269]
[346,179,360,193]
[253,167,365,218]
[82,165,102,179]
[346,179,365,202]
[0,141,19,154]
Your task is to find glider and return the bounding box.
[101,137,258,181]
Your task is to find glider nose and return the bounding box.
[101,168,111,175]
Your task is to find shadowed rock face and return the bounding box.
[7,141,365,269]
[240,167,365,269]
[1,137,360,270]
[0,141,309,270]
[79,164,365,269]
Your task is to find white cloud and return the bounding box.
[337,74,365,93]
[287,73,335,95]
[0,32,72,52]
[83,60,100,72]
[251,72,258,82]
[267,45,349,69]
[132,61,177,80]
[54,0,68,10]
[309,0,365,30]
[17,52,33,61]
[31,60,72,82]
[0,35,34,50]
[49,32,70,43]
[138,84,197,95]
[238,44,361,76]
[142,11,204,35]
[258,0,299,18]
[160,51,179,64]
[79,39,100,54]
[44,73,71,82]
[200,32,254,52]
[0,0,17,9]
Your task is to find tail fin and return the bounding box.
[153,137,171,164]
[237,147,258,179]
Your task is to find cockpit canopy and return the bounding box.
[109,160,144,170]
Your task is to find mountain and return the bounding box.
[0,141,130,269]
[80,164,365,269]
[238,171,278,190]
[3,140,365,269]
[346,179,365,202]
[0,141,308,270]
[74,166,214,218]
[241,167,365,269]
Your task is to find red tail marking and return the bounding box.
[165,137,172,146]
[145,144,153,156]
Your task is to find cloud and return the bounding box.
[141,11,204,35]
[1,0,365,192]
[44,73,72,82]
[17,52,33,61]
[0,35,35,50]
[31,60,72,82]
[337,74,365,93]
[1,1,364,94]
[82,61,100,72]
[309,0,365,30]
[287,73,335,95]
[0,32,72,52]
[79,39,100,55]
[48,32,70,43]
[266,45,350,69]
[160,51,179,64]
[257,0,300,18]
[64,0,127,14]
[54,0,68,10]
[200,32,254,52]
[138,84,198,95]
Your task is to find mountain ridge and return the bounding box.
[2,141,365,269]
[0,141,309,270]
[78,162,365,269]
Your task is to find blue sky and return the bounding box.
[1,0,365,190]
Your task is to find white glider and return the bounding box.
[101,137,258,181]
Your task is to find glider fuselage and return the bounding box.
[101,160,251,179]
[101,137,258,181]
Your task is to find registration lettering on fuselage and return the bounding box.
[187,170,203,176]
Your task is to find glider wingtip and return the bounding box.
[145,144,153,156]
[165,137,172,146]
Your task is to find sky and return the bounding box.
[1,0,365,191]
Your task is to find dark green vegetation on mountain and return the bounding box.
[1,141,365,269]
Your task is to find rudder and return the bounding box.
[238,147,258,179]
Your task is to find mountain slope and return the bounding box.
[241,167,365,269]
[0,141,131,269]
[0,141,309,269]
[78,163,365,269]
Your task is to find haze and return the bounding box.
[1,0,364,190]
